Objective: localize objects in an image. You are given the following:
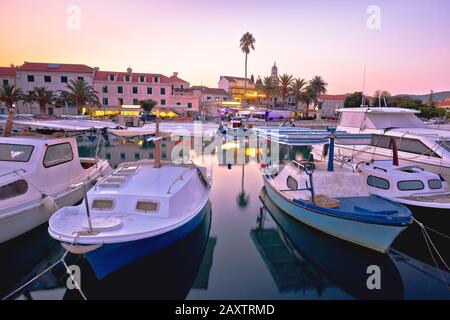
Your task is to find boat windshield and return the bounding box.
[0,143,34,162]
[436,140,450,153]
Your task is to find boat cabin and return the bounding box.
[357,160,448,197]
[0,135,100,203]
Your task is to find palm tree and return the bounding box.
[32,87,55,114]
[54,91,72,114]
[279,74,293,109]
[289,78,308,113]
[0,84,23,136]
[239,32,255,105]
[306,85,319,118]
[63,79,100,115]
[21,92,35,113]
[309,76,328,110]
[138,99,157,113]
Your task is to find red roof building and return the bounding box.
[20,62,93,73]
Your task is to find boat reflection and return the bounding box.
[0,224,66,298]
[64,202,213,299]
[258,187,404,299]
[2,202,213,300]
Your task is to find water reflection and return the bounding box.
[259,187,450,299]
[3,203,212,300]
[236,165,250,210]
[1,132,449,300]
[64,203,212,300]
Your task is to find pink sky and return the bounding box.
[0,0,449,95]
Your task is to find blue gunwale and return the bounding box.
[264,174,412,227]
[293,196,412,227]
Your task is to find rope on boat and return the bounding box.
[1,235,87,301]
[413,217,450,291]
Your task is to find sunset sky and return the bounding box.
[1,0,449,95]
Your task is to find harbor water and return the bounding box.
[1,132,450,300]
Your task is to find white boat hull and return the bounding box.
[0,160,112,244]
[328,144,450,182]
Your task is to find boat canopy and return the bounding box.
[109,122,219,137]
[337,108,426,129]
[0,120,123,132]
[253,127,372,146]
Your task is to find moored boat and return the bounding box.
[48,118,211,279]
[0,120,114,243]
[355,160,450,228]
[260,128,412,253]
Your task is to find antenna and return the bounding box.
[361,65,367,108]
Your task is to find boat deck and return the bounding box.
[398,193,450,203]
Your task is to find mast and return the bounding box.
[154,115,161,168]
[327,128,336,172]
[361,65,366,108]
[390,137,399,166]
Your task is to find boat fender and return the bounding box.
[41,194,59,214]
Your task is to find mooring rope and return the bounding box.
[413,217,450,291]
[2,235,87,301]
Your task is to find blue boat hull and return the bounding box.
[86,203,209,280]
[264,180,407,253]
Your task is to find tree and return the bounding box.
[278,74,293,109]
[32,87,55,114]
[138,99,157,113]
[239,32,255,104]
[388,95,422,109]
[63,79,100,115]
[372,90,391,107]
[344,92,364,108]
[21,92,35,113]
[0,84,23,136]
[305,85,318,118]
[309,76,328,109]
[289,78,308,113]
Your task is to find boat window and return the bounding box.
[0,144,34,162]
[43,143,73,168]
[436,140,450,153]
[287,176,298,190]
[367,175,390,190]
[92,199,114,210]
[428,179,442,190]
[397,180,425,191]
[0,179,28,201]
[371,135,440,158]
[136,201,159,213]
